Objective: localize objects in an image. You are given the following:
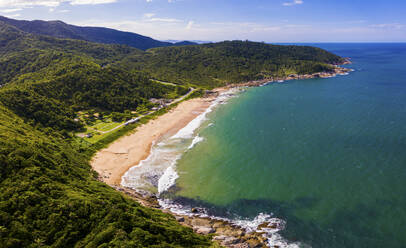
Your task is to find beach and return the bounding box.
[91,64,352,187]
[89,62,357,248]
[91,93,218,186]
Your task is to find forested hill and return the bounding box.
[123,40,345,87]
[0,103,213,247]
[0,19,345,131]
[0,21,190,132]
[0,15,197,50]
[0,18,345,247]
[0,21,213,247]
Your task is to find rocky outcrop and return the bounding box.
[113,186,270,247]
[228,64,353,88]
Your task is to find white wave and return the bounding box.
[171,110,210,139]
[123,87,303,245]
[123,86,305,247]
[158,198,303,248]
[171,88,240,139]
[233,214,302,247]
[121,140,182,193]
[122,88,242,194]
[188,135,204,149]
[158,164,179,193]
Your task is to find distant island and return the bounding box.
[0,16,349,247]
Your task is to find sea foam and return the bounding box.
[171,89,238,139]
[158,198,302,248]
[122,88,240,194]
[158,164,179,193]
[188,135,204,149]
[122,88,303,247]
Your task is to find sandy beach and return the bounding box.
[90,65,352,187]
[91,93,218,186]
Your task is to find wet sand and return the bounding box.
[91,95,217,186]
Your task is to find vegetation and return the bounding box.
[0,15,197,51]
[123,40,344,87]
[0,105,213,247]
[0,17,346,247]
[0,31,188,131]
[0,62,187,131]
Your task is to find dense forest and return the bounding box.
[0,53,188,131]
[0,22,188,131]
[0,105,213,247]
[124,40,344,87]
[0,17,345,247]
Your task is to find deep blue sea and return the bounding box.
[125,43,406,247]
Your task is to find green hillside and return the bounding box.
[0,18,346,247]
[0,16,197,50]
[0,105,213,247]
[123,40,344,87]
[0,22,188,132]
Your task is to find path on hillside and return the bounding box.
[95,87,196,134]
[150,79,179,87]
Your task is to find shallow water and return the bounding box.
[170,43,406,247]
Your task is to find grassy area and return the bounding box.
[76,88,204,148]
[86,130,116,144]
[82,90,203,157]
[93,121,123,132]
[77,118,126,144]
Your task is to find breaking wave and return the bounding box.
[121,87,302,247]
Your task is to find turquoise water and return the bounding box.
[171,44,406,247]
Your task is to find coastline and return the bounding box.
[91,64,351,186]
[228,64,352,88]
[90,64,351,248]
[91,92,221,186]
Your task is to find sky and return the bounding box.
[0,0,405,42]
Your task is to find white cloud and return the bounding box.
[143,13,155,18]
[0,0,117,8]
[369,23,405,29]
[147,17,182,23]
[186,20,194,29]
[141,13,181,23]
[3,13,20,17]
[70,19,316,42]
[0,1,61,7]
[70,0,117,5]
[0,8,22,12]
[283,0,303,6]
[146,0,152,2]
[70,18,406,43]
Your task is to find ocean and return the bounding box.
[123,43,406,247]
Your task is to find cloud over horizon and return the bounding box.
[0,0,117,8]
[283,0,303,6]
[1,0,405,42]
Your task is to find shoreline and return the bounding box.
[91,64,351,186]
[227,64,352,88]
[91,92,222,186]
[91,64,352,247]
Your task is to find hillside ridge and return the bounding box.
[0,15,197,50]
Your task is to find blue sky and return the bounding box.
[0,0,405,42]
